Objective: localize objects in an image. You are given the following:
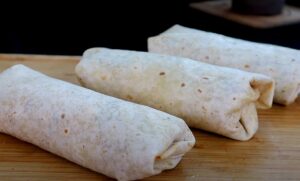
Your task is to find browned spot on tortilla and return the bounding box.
[61,113,65,119]
[101,76,107,80]
[202,77,209,80]
[126,95,133,100]
[244,64,250,68]
[64,129,68,134]
[77,77,86,86]
[156,156,161,160]
[233,97,236,100]
[159,106,163,109]
[181,83,185,87]
[159,72,165,76]
[198,89,202,93]
[64,73,75,76]
[205,56,209,60]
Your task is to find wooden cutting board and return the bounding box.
[0,54,300,181]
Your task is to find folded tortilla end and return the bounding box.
[250,76,275,109]
[153,131,195,172]
[231,103,259,141]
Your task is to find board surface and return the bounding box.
[0,54,300,180]
[190,0,300,28]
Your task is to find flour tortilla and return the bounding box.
[0,64,195,181]
[148,24,300,105]
[76,48,275,141]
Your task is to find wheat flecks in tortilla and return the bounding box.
[0,64,195,181]
[76,48,275,141]
[148,24,300,105]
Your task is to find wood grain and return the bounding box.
[190,0,300,29]
[0,54,300,181]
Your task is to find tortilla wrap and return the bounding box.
[75,48,275,141]
[0,64,195,181]
[148,24,300,105]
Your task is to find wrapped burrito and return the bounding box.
[148,24,300,105]
[75,48,275,141]
[0,64,195,181]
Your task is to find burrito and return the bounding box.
[75,48,275,141]
[148,24,300,105]
[0,64,195,181]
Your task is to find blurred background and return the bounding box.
[0,0,300,55]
